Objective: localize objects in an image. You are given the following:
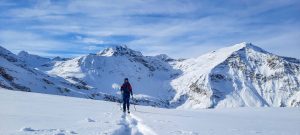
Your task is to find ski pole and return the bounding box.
[119,100,122,110]
[118,91,122,111]
[132,97,136,111]
[134,104,136,111]
[118,87,122,111]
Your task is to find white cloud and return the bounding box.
[0,30,74,57]
[76,36,104,44]
[0,0,299,59]
[82,45,102,51]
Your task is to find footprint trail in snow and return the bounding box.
[112,113,157,135]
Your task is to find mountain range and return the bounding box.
[0,42,299,108]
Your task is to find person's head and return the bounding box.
[124,78,129,83]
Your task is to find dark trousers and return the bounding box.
[122,94,130,112]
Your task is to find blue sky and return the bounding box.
[0,0,299,59]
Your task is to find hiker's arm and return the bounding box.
[129,84,133,96]
[120,85,124,93]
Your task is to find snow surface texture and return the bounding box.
[1,42,300,109]
[0,89,299,135]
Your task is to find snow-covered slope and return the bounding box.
[0,46,90,97]
[18,51,51,67]
[17,51,69,71]
[48,45,181,107]
[172,42,300,108]
[1,89,300,135]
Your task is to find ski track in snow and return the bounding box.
[111,113,157,135]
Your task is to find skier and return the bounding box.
[121,78,133,113]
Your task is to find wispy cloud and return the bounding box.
[75,36,104,45]
[0,0,299,59]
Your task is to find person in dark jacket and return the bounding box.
[121,78,133,113]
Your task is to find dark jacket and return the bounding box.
[121,82,133,95]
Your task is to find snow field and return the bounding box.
[1,87,300,135]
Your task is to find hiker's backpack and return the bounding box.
[122,83,131,94]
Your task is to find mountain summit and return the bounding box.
[171,42,300,108]
[97,45,143,57]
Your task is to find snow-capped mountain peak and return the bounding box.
[183,42,268,72]
[173,42,300,109]
[154,54,174,62]
[97,45,143,57]
[18,50,30,56]
[17,50,51,67]
[18,50,50,61]
[231,42,269,54]
[52,56,70,61]
[210,42,267,56]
